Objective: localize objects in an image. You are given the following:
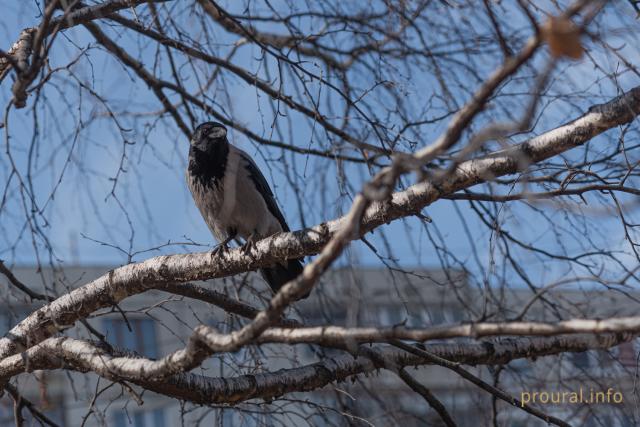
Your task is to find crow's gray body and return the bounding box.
[186,122,306,296]
[187,145,283,243]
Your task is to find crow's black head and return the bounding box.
[191,122,228,152]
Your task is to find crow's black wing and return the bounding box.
[239,151,290,232]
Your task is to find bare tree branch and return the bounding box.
[0,333,631,405]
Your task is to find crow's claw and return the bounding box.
[211,233,235,259]
[210,243,229,258]
[241,235,257,256]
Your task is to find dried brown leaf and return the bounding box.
[543,16,584,59]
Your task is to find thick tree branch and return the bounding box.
[254,315,640,345]
[0,333,632,405]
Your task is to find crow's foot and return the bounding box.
[210,243,229,258]
[210,233,236,259]
[242,234,257,257]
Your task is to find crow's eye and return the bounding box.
[208,127,227,139]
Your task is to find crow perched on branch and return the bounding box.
[186,122,307,298]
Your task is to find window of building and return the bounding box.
[380,306,405,326]
[427,307,446,325]
[448,307,467,322]
[616,341,638,368]
[509,357,533,375]
[113,408,165,427]
[220,409,259,426]
[102,317,158,359]
[225,346,250,365]
[406,311,424,327]
[570,351,590,370]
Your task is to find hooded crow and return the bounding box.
[186,122,307,298]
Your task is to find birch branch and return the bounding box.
[1,84,639,362]
[254,315,640,345]
[11,313,635,386]
[0,333,632,404]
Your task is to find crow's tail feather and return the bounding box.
[260,258,309,299]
